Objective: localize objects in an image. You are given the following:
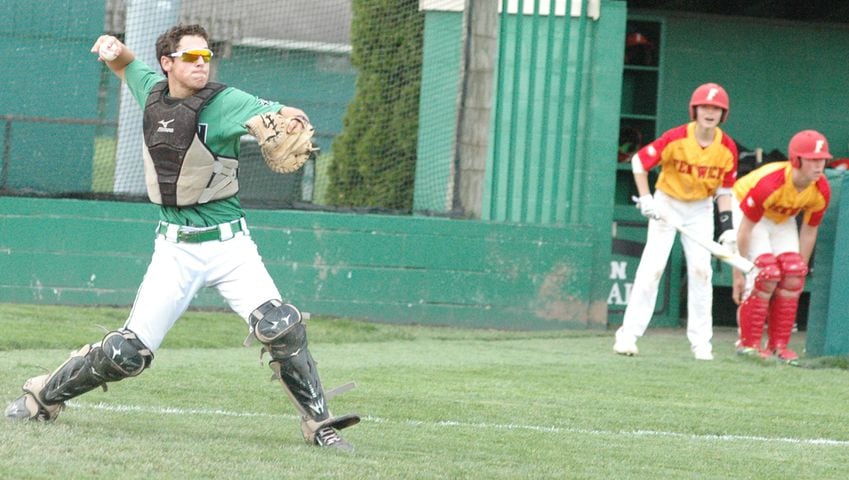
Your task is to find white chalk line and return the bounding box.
[67,401,849,447]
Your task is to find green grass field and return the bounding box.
[1,304,848,479]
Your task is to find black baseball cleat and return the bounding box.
[314,426,354,452]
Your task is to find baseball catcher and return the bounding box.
[733,130,832,363]
[5,25,359,452]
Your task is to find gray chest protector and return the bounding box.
[142,81,238,206]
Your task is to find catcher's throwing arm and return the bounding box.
[631,196,755,274]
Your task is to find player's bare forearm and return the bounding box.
[731,217,756,305]
[799,224,819,265]
[715,193,732,213]
[731,268,745,304]
[736,216,755,262]
[632,171,651,198]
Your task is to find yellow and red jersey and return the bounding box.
[636,122,738,200]
[733,161,831,226]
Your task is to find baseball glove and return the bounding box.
[245,110,317,174]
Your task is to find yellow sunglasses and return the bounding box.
[168,48,214,63]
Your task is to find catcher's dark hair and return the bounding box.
[156,24,209,74]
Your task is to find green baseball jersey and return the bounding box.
[124,60,282,227]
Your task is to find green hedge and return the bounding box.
[327,0,424,211]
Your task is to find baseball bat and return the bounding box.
[665,218,755,273]
[631,196,755,273]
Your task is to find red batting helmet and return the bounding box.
[689,83,729,123]
[788,130,832,168]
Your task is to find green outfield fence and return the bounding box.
[3,1,849,352]
[0,0,621,330]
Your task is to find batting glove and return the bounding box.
[637,194,661,220]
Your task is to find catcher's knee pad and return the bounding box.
[775,252,808,294]
[97,330,153,378]
[247,299,305,357]
[39,329,152,405]
[768,253,808,350]
[749,254,781,299]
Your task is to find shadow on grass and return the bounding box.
[795,356,849,370]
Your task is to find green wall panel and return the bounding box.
[413,11,464,212]
[0,252,149,289]
[0,1,102,36]
[0,0,107,195]
[0,197,598,331]
[486,2,625,227]
[655,12,849,158]
[6,123,96,192]
[806,170,849,357]
[0,218,151,254]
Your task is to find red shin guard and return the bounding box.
[738,254,781,350]
[766,252,808,355]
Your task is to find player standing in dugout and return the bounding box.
[614,83,739,360]
[732,129,832,364]
[5,24,359,452]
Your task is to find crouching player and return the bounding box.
[732,130,832,363]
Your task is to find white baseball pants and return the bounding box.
[619,190,715,352]
[124,232,281,352]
